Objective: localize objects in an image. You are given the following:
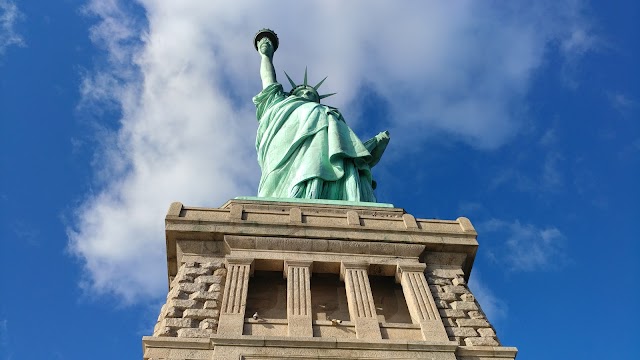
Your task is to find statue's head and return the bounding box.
[292,85,320,103]
[285,68,335,104]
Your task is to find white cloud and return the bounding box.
[69,1,592,303]
[480,219,567,272]
[0,0,24,56]
[489,126,566,193]
[467,273,507,325]
[608,92,637,118]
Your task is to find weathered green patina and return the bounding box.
[253,29,389,202]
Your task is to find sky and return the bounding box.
[0,0,638,359]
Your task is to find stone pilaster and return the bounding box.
[217,257,253,336]
[340,262,382,340]
[284,260,313,337]
[396,263,449,342]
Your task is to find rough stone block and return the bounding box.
[160,318,198,329]
[467,311,485,319]
[464,336,500,346]
[456,319,490,328]
[164,307,183,318]
[445,326,478,337]
[167,287,189,300]
[434,292,458,302]
[189,291,221,301]
[177,283,207,293]
[181,267,211,277]
[154,326,175,337]
[427,268,464,279]
[208,284,223,292]
[477,327,496,337]
[439,309,466,318]
[441,318,457,327]
[176,275,195,283]
[429,285,443,293]
[158,304,167,319]
[460,293,475,302]
[452,277,467,286]
[437,300,449,309]
[443,285,469,294]
[195,275,225,284]
[427,277,450,285]
[203,300,219,309]
[451,301,479,311]
[213,268,227,277]
[199,318,218,330]
[167,299,199,309]
[176,328,214,338]
[202,260,225,269]
[183,309,220,320]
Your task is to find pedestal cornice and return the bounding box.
[164,199,478,285]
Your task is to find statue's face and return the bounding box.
[258,37,273,55]
[294,87,320,103]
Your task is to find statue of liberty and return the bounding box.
[253,29,390,202]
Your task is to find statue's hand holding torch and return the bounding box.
[254,29,279,59]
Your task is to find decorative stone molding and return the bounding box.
[396,263,450,342]
[340,262,382,340]
[164,200,479,284]
[283,260,313,337]
[217,258,253,336]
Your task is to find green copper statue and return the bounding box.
[253,29,390,202]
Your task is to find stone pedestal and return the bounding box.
[143,198,518,359]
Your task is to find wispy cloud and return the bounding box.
[0,0,24,56]
[69,1,593,303]
[490,126,566,194]
[467,272,507,325]
[0,319,8,357]
[608,92,638,118]
[480,219,567,272]
[11,221,40,246]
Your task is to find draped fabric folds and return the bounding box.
[253,83,376,202]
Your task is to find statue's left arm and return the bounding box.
[363,131,390,168]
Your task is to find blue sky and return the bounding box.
[0,1,638,359]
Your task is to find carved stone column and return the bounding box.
[284,260,313,337]
[217,258,253,336]
[396,263,449,342]
[340,262,382,340]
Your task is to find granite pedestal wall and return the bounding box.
[143,199,517,359]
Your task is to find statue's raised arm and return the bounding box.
[252,29,390,203]
[254,30,278,89]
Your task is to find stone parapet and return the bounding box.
[165,199,478,284]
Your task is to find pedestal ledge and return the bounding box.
[164,199,479,285]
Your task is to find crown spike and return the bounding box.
[283,71,297,89]
[319,93,337,100]
[314,76,328,90]
[303,67,308,87]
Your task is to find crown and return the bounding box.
[284,67,336,103]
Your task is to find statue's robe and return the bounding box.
[253,83,376,202]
